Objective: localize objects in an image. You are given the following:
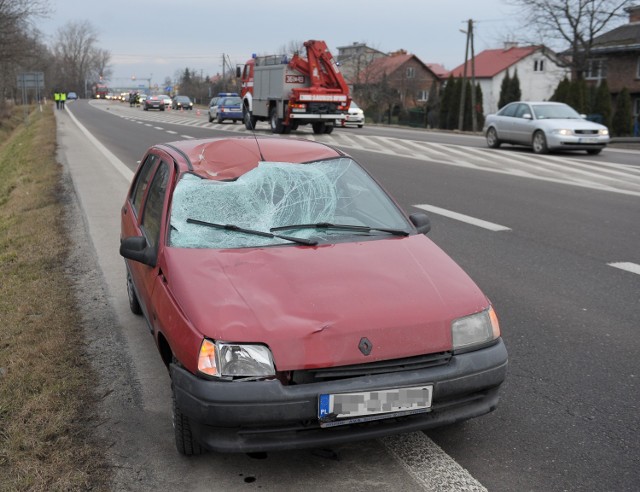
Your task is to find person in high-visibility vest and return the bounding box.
[54,91,60,109]
[60,91,67,109]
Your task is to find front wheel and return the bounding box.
[323,122,334,134]
[486,127,501,148]
[126,271,142,316]
[586,148,602,155]
[532,130,549,154]
[244,109,258,130]
[172,384,205,456]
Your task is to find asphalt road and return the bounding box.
[61,99,640,491]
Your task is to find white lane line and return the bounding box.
[414,204,511,231]
[154,126,164,130]
[166,130,177,135]
[382,432,487,491]
[608,262,640,275]
[181,135,194,139]
[63,107,134,182]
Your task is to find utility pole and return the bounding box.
[470,20,477,132]
[458,19,473,132]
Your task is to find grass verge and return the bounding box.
[0,105,110,491]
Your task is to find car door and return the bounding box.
[510,103,536,144]
[121,152,172,324]
[493,102,519,142]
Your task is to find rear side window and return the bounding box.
[141,161,170,249]
[131,154,158,216]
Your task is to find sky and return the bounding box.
[36,0,522,89]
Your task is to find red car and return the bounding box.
[120,137,508,455]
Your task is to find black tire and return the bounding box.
[323,122,334,134]
[217,115,224,124]
[160,107,165,111]
[126,271,142,315]
[172,384,205,456]
[532,130,549,154]
[270,107,285,134]
[312,121,326,134]
[486,127,501,148]
[244,109,258,130]
[587,148,602,155]
[144,107,148,111]
[357,124,364,128]
[208,114,213,123]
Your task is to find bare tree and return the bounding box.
[0,0,50,105]
[509,0,633,77]
[51,20,110,95]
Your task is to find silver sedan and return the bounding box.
[483,102,610,155]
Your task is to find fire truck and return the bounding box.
[238,40,350,134]
[93,84,109,99]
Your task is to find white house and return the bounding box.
[449,44,570,115]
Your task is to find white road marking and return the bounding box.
[154,126,164,130]
[181,135,194,139]
[414,204,511,231]
[166,130,177,134]
[608,262,640,275]
[382,432,487,491]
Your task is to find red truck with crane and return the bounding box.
[238,40,350,134]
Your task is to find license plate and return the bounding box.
[318,385,433,427]
[580,137,599,143]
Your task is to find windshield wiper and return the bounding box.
[270,222,409,237]
[186,218,318,246]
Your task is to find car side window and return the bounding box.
[141,161,170,250]
[515,104,528,118]
[499,103,518,117]
[131,154,158,217]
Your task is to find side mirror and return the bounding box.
[410,212,431,235]
[522,113,533,120]
[119,236,157,267]
[236,66,242,78]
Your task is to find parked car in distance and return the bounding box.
[143,95,165,111]
[484,101,610,155]
[172,95,193,110]
[341,100,365,128]
[209,93,242,124]
[119,137,508,456]
[67,92,78,100]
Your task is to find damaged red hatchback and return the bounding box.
[119,137,508,455]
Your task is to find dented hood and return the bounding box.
[162,235,488,371]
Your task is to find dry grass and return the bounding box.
[0,106,110,491]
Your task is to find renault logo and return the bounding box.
[358,337,372,356]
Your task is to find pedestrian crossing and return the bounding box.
[91,100,640,197]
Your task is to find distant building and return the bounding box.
[449,44,569,115]
[584,4,640,118]
[357,50,441,110]
[336,42,387,88]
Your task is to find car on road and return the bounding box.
[158,95,172,108]
[483,101,610,155]
[341,100,365,128]
[172,95,193,110]
[67,92,78,100]
[143,95,165,111]
[208,93,242,124]
[119,137,508,455]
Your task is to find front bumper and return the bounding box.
[548,133,609,150]
[171,339,508,453]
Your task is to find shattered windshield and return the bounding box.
[169,158,409,249]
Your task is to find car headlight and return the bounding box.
[198,339,275,379]
[451,306,500,353]
[554,129,572,136]
[599,129,609,136]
